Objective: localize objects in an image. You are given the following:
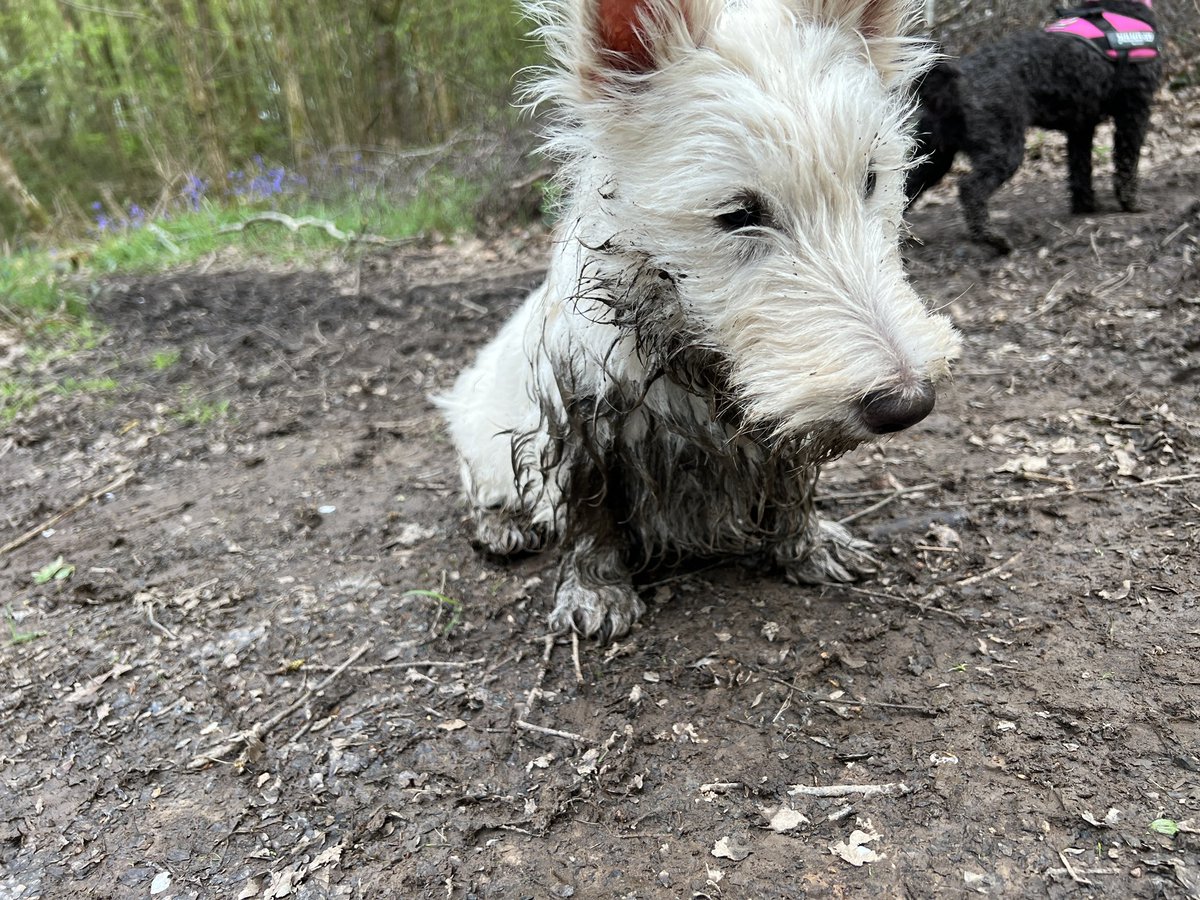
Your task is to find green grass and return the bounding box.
[2,373,118,423]
[173,396,230,426]
[150,348,181,371]
[1,176,484,328]
[88,176,482,274]
[0,253,87,320]
[54,376,118,396]
[1,176,484,427]
[402,588,465,636]
[0,379,41,423]
[5,605,46,646]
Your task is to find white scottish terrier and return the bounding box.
[439,0,961,640]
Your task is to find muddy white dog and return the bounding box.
[439,0,961,640]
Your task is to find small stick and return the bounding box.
[700,782,743,793]
[835,584,967,625]
[275,657,485,675]
[1021,270,1074,321]
[1093,264,1140,298]
[571,632,584,684]
[520,634,556,721]
[822,482,939,502]
[788,782,911,798]
[198,211,416,247]
[822,697,938,715]
[960,472,1200,508]
[515,719,587,743]
[142,600,178,641]
[1,471,134,557]
[954,551,1023,589]
[748,666,938,716]
[188,641,371,769]
[1057,850,1093,885]
[838,485,910,526]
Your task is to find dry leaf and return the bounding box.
[712,836,751,861]
[766,807,810,833]
[831,819,885,867]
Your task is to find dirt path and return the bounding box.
[2,108,1199,897]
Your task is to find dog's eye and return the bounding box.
[864,168,878,200]
[715,192,772,232]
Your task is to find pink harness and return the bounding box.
[1045,2,1159,62]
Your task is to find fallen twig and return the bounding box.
[515,719,587,743]
[1093,263,1141,299]
[959,472,1200,508]
[571,632,584,685]
[824,481,938,503]
[837,482,930,526]
[519,634,556,722]
[201,211,417,246]
[748,665,939,716]
[953,551,1024,589]
[1057,850,1093,885]
[834,583,967,625]
[1023,270,1074,321]
[146,222,181,256]
[788,782,911,799]
[141,598,178,641]
[1,471,135,557]
[700,782,744,793]
[188,641,371,770]
[274,658,486,676]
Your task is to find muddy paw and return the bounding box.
[473,507,552,557]
[549,568,646,641]
[783,519,878,584]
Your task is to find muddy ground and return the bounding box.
[2,92,1199,899]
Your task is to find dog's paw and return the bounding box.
[473,507,551,557]
[782,519,878,584]
[973,229,1013,255]
[549,568,646,641]
[1071,198,1097,214]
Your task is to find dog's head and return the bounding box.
[530,0,961,448]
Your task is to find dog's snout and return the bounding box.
[858,381,937,435]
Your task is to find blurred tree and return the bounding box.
[0,140,48,231]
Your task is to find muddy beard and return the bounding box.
[569,247,868,468]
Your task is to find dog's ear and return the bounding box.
[583,0,716,81]
[798,0,913,36]
[797,0,930,85]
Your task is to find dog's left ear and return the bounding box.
[797,0,929,85]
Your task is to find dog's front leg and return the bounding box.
[1067,126,1097,213]
[775,517,879,585]
[1113,105,1153,212]
[548,468,645,641]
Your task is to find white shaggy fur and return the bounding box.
[438,0,961,639]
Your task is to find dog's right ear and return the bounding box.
[576,0,717,89]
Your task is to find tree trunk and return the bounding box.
[269,6,310,163]
[158,0,228,183]
[0,143,50,232]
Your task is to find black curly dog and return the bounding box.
[907,0,1163,252]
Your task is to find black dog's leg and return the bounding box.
[906,146,957,210]
[1067,126,1097,214]
[959,143,1023,253]
[1112,104,1152,212]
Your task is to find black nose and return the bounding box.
[859,381,937,434]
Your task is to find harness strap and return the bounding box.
[1046,7,1159,64]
